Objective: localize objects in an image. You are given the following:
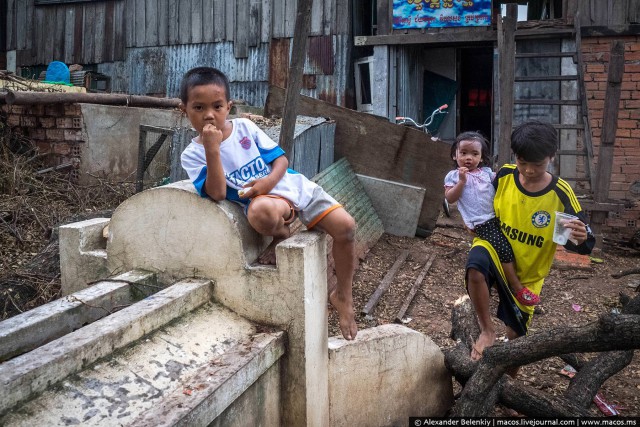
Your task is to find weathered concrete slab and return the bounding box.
[1,302,283,427]
[328,324,454,426]
[356,174,426,237]
[0,270,156,362]
[59,217,110,295]
[133,331,284,426]
[0,278,213,415]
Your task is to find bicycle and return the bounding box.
[395,104,452,218]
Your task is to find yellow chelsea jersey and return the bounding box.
[493,164,587,286]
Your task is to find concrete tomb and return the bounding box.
[0,181,452,426]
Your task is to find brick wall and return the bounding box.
[1,103,84,181]
[581,35,640,244]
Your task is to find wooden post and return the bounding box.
[497,4,517,168]
[590,40,625,244]
[278,0,313,158]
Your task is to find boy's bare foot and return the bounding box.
[471,330,496,361]
[257,237,286,265]
[329,289,357,340]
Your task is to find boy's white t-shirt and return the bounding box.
[181,118,319,209]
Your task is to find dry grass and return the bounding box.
[0,121,135,319]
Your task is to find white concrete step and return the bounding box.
[0,270,157,362]
[0,280,284,426]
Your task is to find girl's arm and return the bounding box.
[445,169,467,203]
[445,181,464,203]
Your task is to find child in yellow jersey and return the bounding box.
[466,121,595,362]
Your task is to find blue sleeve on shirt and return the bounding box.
[259,145,285,164]
[194,167,208,197]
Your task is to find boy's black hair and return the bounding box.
[451,131,491,168]
[510,120,558,162]
[179,67,231,103]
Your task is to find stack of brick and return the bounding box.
[1,103,84,181]
[581,35,640,242]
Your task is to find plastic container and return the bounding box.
[553,211,579,245]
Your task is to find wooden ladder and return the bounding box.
[512,20,595,192]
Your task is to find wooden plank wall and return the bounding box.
[9,0,125,66]
[578,0,640,26]
[7,0,349,66]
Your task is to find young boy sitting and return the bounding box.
[466,120,595,361]
[179,66,357,340]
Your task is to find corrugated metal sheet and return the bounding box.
[306,35,334,75]
[301,34,350,106]
[395,45,422,123]
[312,158,385,258]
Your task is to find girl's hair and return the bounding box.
[179,67,231,103]
[451,131,491,168]
[511,120,558,162]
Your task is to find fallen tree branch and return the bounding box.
[447,294,640,417]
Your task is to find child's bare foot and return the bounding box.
[471,330,496,361]
[257,237,286,265]
[329,289,357,340]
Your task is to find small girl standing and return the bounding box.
[444,131,539,306]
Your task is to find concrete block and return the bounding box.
[1,303,283,427]
[328,324,453,426]
[59,217,110,296]
[78,104,190,184]
[0,278,213,415]
[0,270,156,362]
[356,174,426,237]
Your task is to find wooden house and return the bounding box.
[1,0,639,245]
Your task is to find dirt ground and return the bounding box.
[329,205,640,418]
[1,157,638,417]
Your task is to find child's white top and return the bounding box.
[444,166,496,229]
[181,118,319,209]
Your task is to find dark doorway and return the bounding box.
[459,47,493,146]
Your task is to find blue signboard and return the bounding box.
[393,0,493,29]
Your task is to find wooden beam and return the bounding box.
[574,11,596,190]
[582,24,640,37]
[4,90,180,108]
[591,40,625,244]
[394,253,436,323]
[497,4,517,168]
[278,0,313,157]
[362,249,409,316]
[355,30,498,47]
[264,85,452,231]
[354,26,575,47]
[376,0,391,36]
